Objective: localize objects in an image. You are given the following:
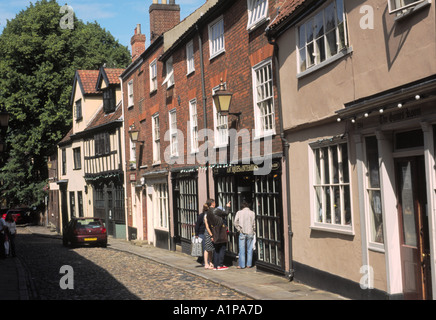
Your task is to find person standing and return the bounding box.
[4,212,17,257]
[208,201,231,270]
[195,202,214,269]
[0,214,6,259]
[234,200,256,269]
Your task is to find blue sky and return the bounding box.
[0,0,206,50]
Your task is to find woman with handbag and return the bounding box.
[207,201,231,270]
[196,200,215,269]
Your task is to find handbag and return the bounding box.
[191,236,203,257]
[211,223,228,244]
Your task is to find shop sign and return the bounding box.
[214,161,280,175]
[380,107,421,124]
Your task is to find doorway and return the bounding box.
[395,156,432,299]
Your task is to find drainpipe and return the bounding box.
[196,23,210,199]
[268,35,294,281]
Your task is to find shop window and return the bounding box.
[254,174,283,268]
[175,178,198,241]
[154,183,169,230]
[365,136,384,246]
[311,140,352,233]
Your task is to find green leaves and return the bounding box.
[0,0,130,208]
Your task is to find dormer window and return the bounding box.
[103,87,116,113]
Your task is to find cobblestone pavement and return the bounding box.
[16,228,250,300]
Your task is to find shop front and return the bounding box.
[212,158,285,274]
[171,168,199,254]
[338,77,436,299]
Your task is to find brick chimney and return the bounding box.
[149,0,180,44]
[131,24,146,62]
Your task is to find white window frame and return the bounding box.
[149,59,158,92]
[297,0,349,75]
[208,16,225,59]
[252,59,275,138]
[189,99,199,153]
[186,40,195,75]
[364,136,385,252]
[169,109,178,157]
[212,84,229,148]
[162,56,174,88]
[129,136,136,168]
[388,0,426,13]
[152,113,161,164]
[154,183,169,230]
[247,0,269,30]
[128,80,134,107]
[309,140,354,235]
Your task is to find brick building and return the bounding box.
[122,0,290,275]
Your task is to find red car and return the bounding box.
[62,217,107,247]
[2,209,24,224]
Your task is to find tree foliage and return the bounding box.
[0,0,131,208]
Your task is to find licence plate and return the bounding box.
[84,238,97,241]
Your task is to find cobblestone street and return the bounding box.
[16,228,250,300]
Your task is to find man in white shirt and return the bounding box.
[234,200,256,269]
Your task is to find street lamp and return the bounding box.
[213,79,241,118]
[128,124,143,144]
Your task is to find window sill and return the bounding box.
[368,242,385,253]
[213,143,228,149]
[152,161,161,167]
[297,46,353,80]
[310,222,354,236]
[210,49,225,61]
[247,17,270,33]
[187,70,195,77]
[253,131,276,141]
[394,0,431,21]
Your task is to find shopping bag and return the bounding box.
[4,240,9,256]
[191,236,203,257]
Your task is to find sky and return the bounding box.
[0,0,206,50]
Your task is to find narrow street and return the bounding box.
[15,227,249,300]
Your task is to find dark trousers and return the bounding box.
[213,242,226,268]
[0,232,5,258]
[8,234,16,257]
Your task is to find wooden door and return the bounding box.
[396,156,432,300]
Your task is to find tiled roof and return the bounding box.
[85,101,123,132]
[58,127,73,146]
[103,68,124,85]
[268,0,306,31]
[77,70,100,95]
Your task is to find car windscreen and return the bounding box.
[75,219,102,229]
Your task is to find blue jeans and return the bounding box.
[238,233,254,268]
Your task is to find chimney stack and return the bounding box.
[131,24,146,62]
[149,0,180,44]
